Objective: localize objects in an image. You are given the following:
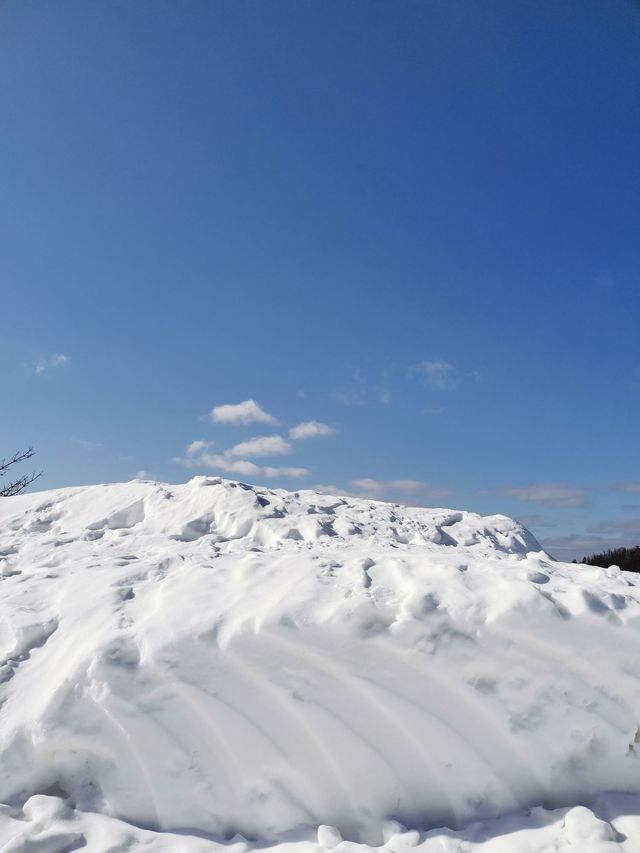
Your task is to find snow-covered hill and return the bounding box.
[1,477,640,852]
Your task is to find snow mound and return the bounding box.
[0,478,639,848]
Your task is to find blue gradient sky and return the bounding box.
[2,0,639,559]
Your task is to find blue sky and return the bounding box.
[2,0,639,560]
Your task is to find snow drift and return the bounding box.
[1,477,640,850]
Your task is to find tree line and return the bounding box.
[573,546,640,574]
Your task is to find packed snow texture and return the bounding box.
[1,477,640,852]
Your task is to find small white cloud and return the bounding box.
[289,421,335,440]
[180,451,262,477]
[198,452,260,476]
[134,470,150,480]
[174,443,307,480]
[495,482,589,508]
[186,439,213,456]
[414,359,458,388]
[222,458,262,477]
[229,435,291,458]
[50,353,70,367]
[263,466,309,478]
[35,353,70,376]
[210,399,277,426]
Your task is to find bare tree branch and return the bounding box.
[0,448,42,497]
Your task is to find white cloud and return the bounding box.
[172,442,309,479]
[175,402,335,483]
[495,482,590,507]
[263,466,309,479]
[289,421,335,440]
[348,478,450,502]
[186,439,213,456]
[209,399,277,426]
[221,458,262,477]
[229,435,291,458]
[172,435,309,478]
[175,450,262,477]
[35,353,70,376]
[414,359,458,388]
[134,470,150,480]
[198,452,260,476]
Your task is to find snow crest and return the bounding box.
[0,477,639,847]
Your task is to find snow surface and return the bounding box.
[1,476,640,852]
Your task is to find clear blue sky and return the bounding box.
[2,0,639,560]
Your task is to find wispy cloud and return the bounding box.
[494,482,590,508]
[539,533,611,562]
[71,437,104,452]
[348,478,450,502]
[289,421,335,440]
[229,435,291,458]
[35,353,70,376]
[414,359,458,389]
[586,517,640,537]
[263,466,309,478]
[542,523,640,562]
[613,481,640,495]
[209,399,277,426]
[515,514,559,531]
[333,367,368,406]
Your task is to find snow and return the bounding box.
[0,476,639,852]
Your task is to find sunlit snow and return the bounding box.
[1,477,639,851]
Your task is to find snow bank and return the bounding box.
[0,477,639,850]
[1,792,640,852]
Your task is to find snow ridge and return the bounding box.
[0,477,639,850]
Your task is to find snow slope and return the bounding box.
[1,477,639,852]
